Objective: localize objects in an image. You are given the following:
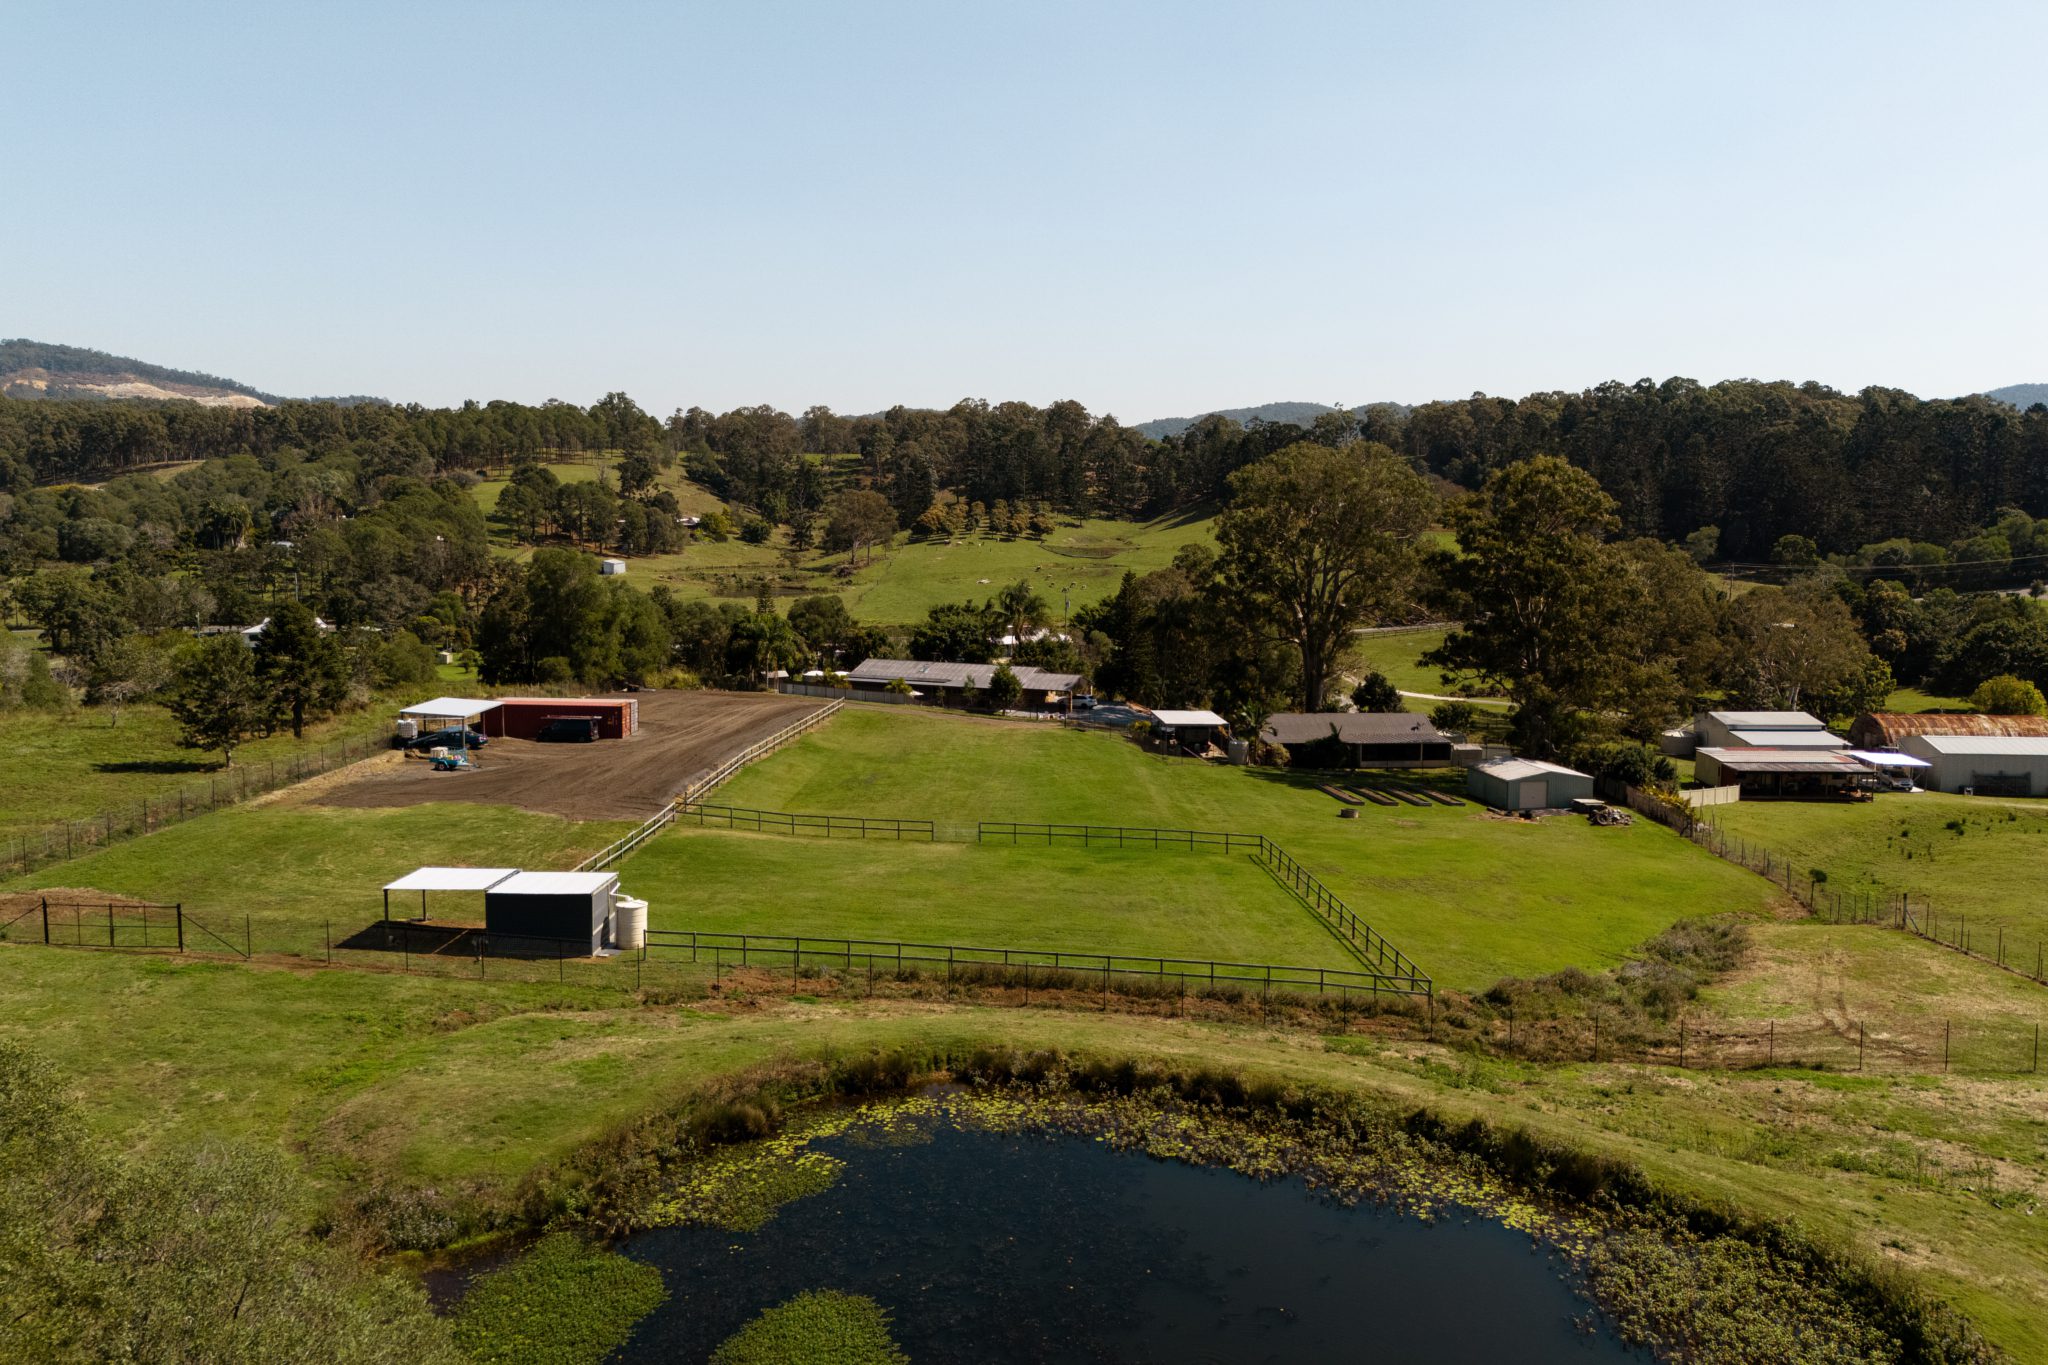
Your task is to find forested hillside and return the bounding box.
[0,339,280,404]
[5,378,2048,558]
[1985,382,2048,410]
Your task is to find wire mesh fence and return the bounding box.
[1,733,389,877]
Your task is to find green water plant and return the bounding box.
[710,1290,908,1365]
[450,1233,665,1365]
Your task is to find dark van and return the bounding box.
[537,716,601,743]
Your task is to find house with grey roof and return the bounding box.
[838,658,1083,713]
[1259,711,1456,767]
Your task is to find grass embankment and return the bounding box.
[3,944,2036,1357]
[677,707,1774,990]
[0,700,401,841]
[1707,794,2048,949]
[4,801,627,953]
[627,833,1357,967]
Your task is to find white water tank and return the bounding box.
[395,717,419,742]
[613,895,648,950]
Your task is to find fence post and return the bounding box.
[41,896,49,945]
[176,904,184,953]
[109,902,116,948]
[245,916,251,958]
[1767,1019,1774,1067]
[325,920,330,963]
[1944,1019,1950,1072]
[1858,1021,1865,1071]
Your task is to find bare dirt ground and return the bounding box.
[316,691,827,820]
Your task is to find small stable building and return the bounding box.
[1897,734,2048,796]
[1467,757,1594,811]
[484,871,621,953]
[1261,712,1454,767]
[1149,709,1229,756]
[1694,747,1870,799]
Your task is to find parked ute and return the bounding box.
[536,716,601,743]
[405,726,488,751]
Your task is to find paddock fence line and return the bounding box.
[640,928,1432,1000]
[573,805,677,872]
[1,732,390,877]
[674,700,843,807]
[1249,839,1431,991]
[0,897,247,958]
[680,805,936,841]
[976,822,1264,853]
[1625,786,2048,990]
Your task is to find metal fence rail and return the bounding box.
[641,928,1432,998]
[976,822,1264,852]
[574,805,677,872]
[680,805,935,840]
[675,700,843,807]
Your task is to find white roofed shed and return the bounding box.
[400,697,502,726]
[1467,756,1595,811]
[1898,734,2048,796]
[381,866,519,920]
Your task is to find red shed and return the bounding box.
[484,697,639,740]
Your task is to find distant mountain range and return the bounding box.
[0,339,387,408]
[1984,383,2048,410]
[1134,402,1410,440]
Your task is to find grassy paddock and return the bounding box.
[699,707,1777,989]
[1706,794,2048,947]
[626,829,1360,967]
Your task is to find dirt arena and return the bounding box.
[317,691,829,820]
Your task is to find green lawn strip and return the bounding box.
[625,830,1358,968]
[5,801,629,954]
[706,708,1776,989]
[0,697,405,840]
[1884,686,1969,712]
[711,1291,906,1365]
[451,1232,665,1365]
[1706,794,2048,948]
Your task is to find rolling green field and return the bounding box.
[1343,625,1508,713]
[625,831,1357,967]
[0,700,403,841]
[684,707,1776,990]
[1706,793,2048,948]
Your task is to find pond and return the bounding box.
[614,1116,1644,1363]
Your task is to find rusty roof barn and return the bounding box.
[1848,711,2048,751]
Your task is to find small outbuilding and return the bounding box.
[485,870,622,953]
[599,557,628,576]
[1150,709,1230,756]
[1467,757,1594,811]
[1897,734,2048,796]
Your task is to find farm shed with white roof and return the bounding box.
[1898,734,2048,797]
[1466,757,1593,811]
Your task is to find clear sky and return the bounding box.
[7,1,2044,419]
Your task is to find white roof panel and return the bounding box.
[1477,758,1589,781]
[491,870,620,897]
[1151,710,1229,727]
[384,866,520,893]
[1846,750,1932,768]
[400,696,503,719]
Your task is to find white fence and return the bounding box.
[678,700,844,806]
[1680,784,1743,808]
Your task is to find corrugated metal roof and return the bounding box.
[384,867,520,893]
[1151,709,1228,728]
[1475,757,1589,781]
[1698,747,1868,773]
[1705,710,1827,729]
[1726,729,1849,748]
[490,871,620,896]
[1260,712,1448,746]
[1907,735,2048,756]
[400,696,503,718]
[848,659,1082,692]
[1856,712,2048,744]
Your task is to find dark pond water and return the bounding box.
[615,1122,1646,1364]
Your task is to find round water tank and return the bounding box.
[395,718,419,741]
[614,895,648,951]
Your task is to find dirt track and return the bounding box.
[317,691,827,820]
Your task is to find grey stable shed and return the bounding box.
[484,870,620,953]
[1467,757,1594,811]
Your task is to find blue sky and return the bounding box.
[7,2,2044,418]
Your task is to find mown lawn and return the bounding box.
[1706,794,2048,951]
[686,707,1777,990]
[0,699,403,841]
[624,831,1358,968]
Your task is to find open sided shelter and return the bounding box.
[1695,747,1870,798]
[1150,709,1229,756]
[1467,758,1593,811]
[400,697,502,734]
[381,866,518,920]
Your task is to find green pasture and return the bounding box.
[1344,625,1507,713]
[0,947,2040,1358]
[1706,793,2048,949]
[5,801,627,951]
[0,700,402,841]
[624,831,1357,968]
[691,707,1776,990]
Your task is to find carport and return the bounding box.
[399,696,503,735]
[381,866,519,922]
